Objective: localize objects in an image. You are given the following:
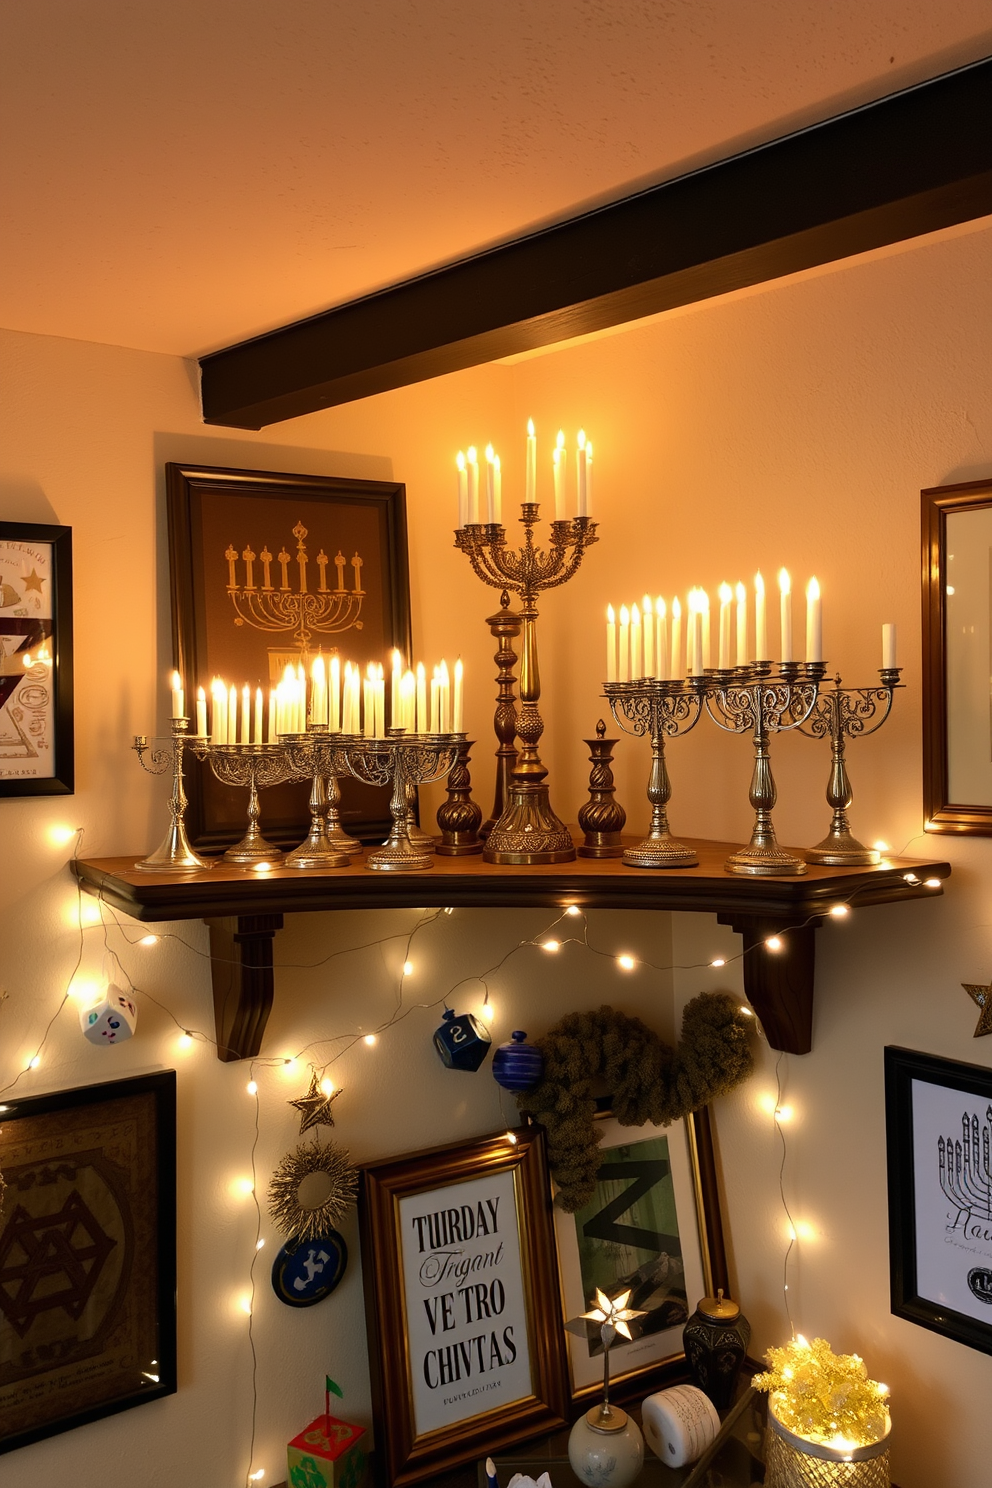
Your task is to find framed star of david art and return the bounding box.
[0,1071,176,1454]
[0,521,73,797]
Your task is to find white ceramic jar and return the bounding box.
[567,1403,645,1488]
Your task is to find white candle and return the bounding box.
[438,659,450,732]
[718,583,732,670]
[656,597,668,681]
[342,663,354,732]
[453,658,464,731]
[485,444,496,523]
[311,655,327,726]
[554,429,566,519]
[466,447,479,524]
[401,669,416,731]
[351,666,361,733]
[577,429,587,516]
[239,684,249,743]
[430,669,439,733]
[195,687,207,737]
[214,680,227,744]
[416,662,427,732]
[493,454,502,525]
[253,687,263,744]
[755,572,767,660]
[642,596,654,678]
[296,664,307,733]
[456,451,468,528]
[585,441,593,518]
[375,664,385,737]
[670,597,682,680]
[618,604,630,682]
[630,602,642,679]
[267,687,276,743]
[779,568,792,663]
[806,577,822,663]
[329,655,341,731]
[882,622,897,669]
[526,419,537,503]
[390,648,403,728]
[700,590,711,671]
[686,592,698,676]
[170,669,184,720]
[228,684,238,743]
[735,582,748,667]
[606,604,617,683]
[363,674,374,737]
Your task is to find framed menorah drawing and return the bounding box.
[166,463,411,850]
[885,1046,992,1355]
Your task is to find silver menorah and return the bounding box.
[132,720,213,872]
[604,680,704,867]
[798,669,902,865]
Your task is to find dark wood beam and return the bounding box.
[200,57,992,429]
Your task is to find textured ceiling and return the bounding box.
[2,1,990,358]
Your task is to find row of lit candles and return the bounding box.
[605,572,899,679]
[455,421,594,526]
[168,650,465,741]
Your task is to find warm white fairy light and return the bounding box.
[48,824,80,846]
[711,956,726,967]
[363,1033,377,1046]
[505,1130,518,1144]
[255,1239,265,1251]
[542,939,560,953]
[478,1001,495,1023]
[236,1177,255,1196]
[775,1104,793,1123]
[253,862,272,874]
[765,935,783,952]
[402,960,414,976]
[27,1055,40,1070]
[320,1077,334,1096]
[903,872,920,885]
[239,1295,253,1316]
[925,877,942,889]
[178,1030,193,1048]
[565,905,581,917]
[873,839,890,852]
[246,1080,258,1095]
[140,934,159,945]
[617,954,635,970]
[829,904,850,918]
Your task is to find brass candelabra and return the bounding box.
[605,681,704,867]
[455,505,598,864]
[798,668,901,865]
[132,720,213,872]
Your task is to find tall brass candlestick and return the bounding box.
[455,504,598,865]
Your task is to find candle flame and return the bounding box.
[556,429,565,450]
[527,418,535,436]
[467,446,477,463]
[485,443,495,463]
[656,596,666,618]
[736,581,746,603]
[672,596,681,619]
[778,567,791,595]
[631,602,640,623]
[606,603,615,622]
[619,604,630,624]
[719,582,733,603]
[577,429,586,448]
[755,571,765,597]
[807,576,820,600]
[456,450,466,470]
[170,669,182,690]
[642,595,652,617]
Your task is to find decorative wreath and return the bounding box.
[267,1138,359,1244]
[517,994,754,1212]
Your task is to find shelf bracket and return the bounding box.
[205,914,284,1062]
[717,912,821,1055]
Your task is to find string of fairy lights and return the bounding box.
[0,826,947,1486]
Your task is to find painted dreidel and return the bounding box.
[80,985,137,1045]
[492,1029,544,1091]
[287,1377,370,1488]
[432,1007,492,1071]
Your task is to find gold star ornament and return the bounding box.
[963,982,992,1038]
[581,1287,647,1342]
[21,568,45,595]
[289,1072,341,1133]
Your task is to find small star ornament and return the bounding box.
[963,982,992,1037]
[581,1287,646,1341]
[290,1072,341,1133]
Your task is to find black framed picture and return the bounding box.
[166,463,411,851]
[0,1070,176,1453]
[885,1046,992,1355]
[0,521,73,797]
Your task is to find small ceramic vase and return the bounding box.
[567,1403,644,1488]
[682,1287,751,1411]
[492,1030,544,1091]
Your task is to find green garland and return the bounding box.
[518,994,754,1211]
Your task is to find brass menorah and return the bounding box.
[224,520,366,652]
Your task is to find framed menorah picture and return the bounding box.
[885,1046,992,1355]
[166,463,411,850]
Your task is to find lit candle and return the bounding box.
[438,659,450,732]
[296,663,307,733]
[170,670,184,720]
[466,447,479,524]
[430,668,439,733]
[453,658,464,731]
[311,655,327,726]
[618,604,630,682]
[228,684,238,743]
[375,663,385,737]
[718,583,733,670]
[630,602,642,679]
[686,592,697,677]
[401,669,416,731]
[642,596,654,678]
[525,419,537,503]
[363,670,374,737]
[577,429,587,516]
[351,665,361,734]
[882,622,897,669]
[606,604,617,683]
[456,451,468,528]
[214,679,227,744]
[342,662,354,733]
[585,441,593,518]
[670,597,682,679]
[700,590,711,671]
[195,686,207,737]
[485,444,496,523]
[806,577,822,663]
[755,572,767,660]
[554,429,566,519]
[239,684,249,743]
[390,648,403,728]
[493,454,502,525]
[656,597,668,681]
[267,687,276,743]
[416,662,427,732]
[253,687,263,744]
[735,582,748,667]
[779,568,792,663]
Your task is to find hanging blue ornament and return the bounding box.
[432,1008,492,1071]
[270,1230,348,1307]
[492,1030,544,1091]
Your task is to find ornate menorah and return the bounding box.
[605,680,704,867]
[281,729,363,869]
[133,720,213,872]
[224,520,366,652]
[455,505,598,864]
[345,732,464,871]
[938,1108,992,1232]
[798,669,901,865]
[205,743,299,864]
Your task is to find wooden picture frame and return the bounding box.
[0,521,73,797]
[359,1128,569,1487]
[166,463,411,851]
[0,1071,177,1454]
[922,477,992,833]
[553,1107,727,1405]
[885,1046,992,1356]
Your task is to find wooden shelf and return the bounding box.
[73,836,950,1062]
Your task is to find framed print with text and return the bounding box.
[166,463,411,850]
[0,521,73,797]
[885,1046,992,1356]
[553,1108,726,1405]
[359,1128,568,1488]
[0,1071,176,1454]
[922,477,992,833]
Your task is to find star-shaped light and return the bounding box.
[963,982,992,1038]
[580,1287,646,1342]
[289,1073,341,1133]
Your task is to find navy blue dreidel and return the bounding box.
[492,1030,544,1091]
[433,1007,492,1071]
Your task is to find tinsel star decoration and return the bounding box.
[963,981,992,1037]
[289,1072,341,1133]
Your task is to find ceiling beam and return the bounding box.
[200,57,992,430]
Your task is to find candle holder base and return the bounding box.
[135,822,214,873]
[804,829,880,867]
[579,838,625,859]
[436,739,484,856]
[483,787,576,865]
[725,841,807,877]
[622,834,698,869]
[284,829,353,870]
[224,837,286,866]
[366,837,435,872]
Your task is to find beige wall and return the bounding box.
[0,215,990,1486]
